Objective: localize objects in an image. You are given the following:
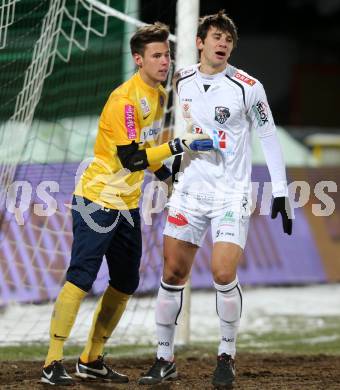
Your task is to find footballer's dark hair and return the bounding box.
[130,22,170,55]
[197,10,238,47]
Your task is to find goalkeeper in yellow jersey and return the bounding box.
[41,22,213,386]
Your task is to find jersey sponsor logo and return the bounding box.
[140,97,151,119]
[214,106,230,124]
[212,130,235,155]
[125,104,137,139]
[143,127,160,140]
[234,72,256,86]
[193,126,235,154]
[252,100,269,126]
[168,211,188,227]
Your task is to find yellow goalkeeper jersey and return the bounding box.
[74,72,167,210]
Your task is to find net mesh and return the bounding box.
[0,0,176,345]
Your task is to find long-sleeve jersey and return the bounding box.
[174,64,288,200]
[74,72,167,210]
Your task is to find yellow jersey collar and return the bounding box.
[135,71,160,94]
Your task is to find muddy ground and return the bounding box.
[1,353,340,389]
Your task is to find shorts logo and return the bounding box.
[234,72,256,86]
[214,106,230,124]
[216,229,235,238]
[125,104,137,139]
[219,210,236,228]
[168,211,188,227]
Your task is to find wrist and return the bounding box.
[168,138,183,155]
[154,165,172,181]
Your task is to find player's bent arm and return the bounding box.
[149,164,172,181]
[117,134,213,172]
[116,141,173,172]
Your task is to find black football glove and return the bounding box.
[271,196,293,235]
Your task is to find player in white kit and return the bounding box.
[139,11,292,387]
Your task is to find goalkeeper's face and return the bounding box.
[134,41,171,87]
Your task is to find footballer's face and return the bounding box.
[197,26,234,74]
[134,41,170,87]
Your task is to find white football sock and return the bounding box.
[214,277,242,358]
[155,279,185,361]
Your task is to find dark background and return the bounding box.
[1,0,339,130]
[141,0,340,128]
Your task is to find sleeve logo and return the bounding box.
[125,104,137,139]
[235,72,256,86]
[252,100,269,126]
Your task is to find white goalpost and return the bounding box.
[173,0,199,345]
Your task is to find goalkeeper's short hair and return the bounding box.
[130,22,169,56]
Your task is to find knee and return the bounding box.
[163,267,187,285]
[110,274,139,295]
[66,267,95,292]
[163,255,190,285]
[213,269,237,285]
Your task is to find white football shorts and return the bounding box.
[163,191,250,249]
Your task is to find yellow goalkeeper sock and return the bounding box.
[44,281,87,367]
[80,285,130,363]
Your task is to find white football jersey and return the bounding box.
[174,64,287,199]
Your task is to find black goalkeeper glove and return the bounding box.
[271,196,293,235]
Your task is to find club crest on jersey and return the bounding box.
[214,106,230,124]
[140,97,151,119]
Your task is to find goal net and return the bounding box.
[0,0,198,346]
